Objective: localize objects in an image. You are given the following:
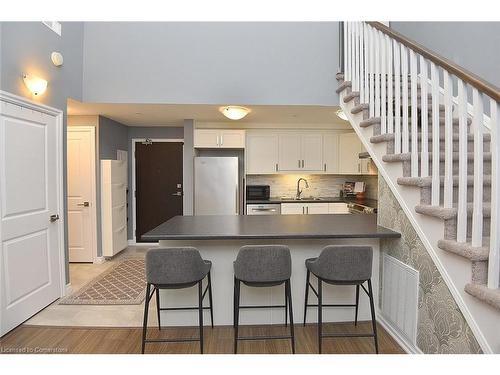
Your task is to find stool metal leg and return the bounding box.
[234,278,241,354]
[286,279,295,354]
[141,283,151,354]
[208,271,214,329]
[303,269,310,326]
[284,283,288,327]
[367,279,379,354]
[317,278,323,354]
[198,280,204,354]
[155,287,161,330]
[354,284,360,326]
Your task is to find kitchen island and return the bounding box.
[143,214,400,327]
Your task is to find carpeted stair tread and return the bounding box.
[343,91,360,103]
[415,202,491,220]
[336,81,352,94]
[464,283,500,310]
[336,73,345,81]
[372,132,490,144]
[437,239,490,261]
[351,103,369,114]
[361,117,381,127]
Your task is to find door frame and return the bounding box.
[131,138,184,245]
[0,90,66,298]
[67,126,98,263]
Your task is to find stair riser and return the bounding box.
[384,138,490,155]
[401,159,492,178]
[420,185,491,206]
[472,261,488,285]
[444,217,491,240]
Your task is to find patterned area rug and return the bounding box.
[60,258,146,305]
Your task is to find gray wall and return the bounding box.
[127,126,184,239]
[0,22,84,282]
[99,116,128,159]
[391,22,500,88]
[82,22,340,106]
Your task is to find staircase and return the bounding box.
[338,22,500,352]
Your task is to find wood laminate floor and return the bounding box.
[0,322,404,354]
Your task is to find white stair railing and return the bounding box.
[343,21,500,289]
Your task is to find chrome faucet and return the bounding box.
[296,178,309,200]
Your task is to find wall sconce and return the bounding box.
[22,74,48,96]
[219,106,250,120]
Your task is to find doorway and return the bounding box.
[132,139,184,243]
[0,91,65,336]
[67,126,97,263]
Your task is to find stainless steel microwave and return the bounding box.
[246,185,270,201]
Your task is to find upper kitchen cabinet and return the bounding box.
[194,129,245,149]
[338,132,376,175]
[322,133,339,173]
[278,132,323,172]
[246,133,279,174]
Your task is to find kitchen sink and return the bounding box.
[280,196,323,201]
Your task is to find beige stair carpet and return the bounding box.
[60,258,146,305]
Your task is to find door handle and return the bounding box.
[49,214,60,222]
[77,201,90,207]
[171,191,183,196]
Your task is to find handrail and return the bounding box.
[367,21,500,102]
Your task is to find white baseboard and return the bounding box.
[93,256,106,264]
[377,313,422,354]
[65,283,73,296]
[128,240,159,247]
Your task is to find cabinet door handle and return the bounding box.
[216,135,220,147]
[220,134,224,146]
[298,159,301,168]
[358,163,361,173]
[275,163,278,172]
[324,163,327,172]
[306,206,309,214]
[302,206,305,214]
[302,160,305,168]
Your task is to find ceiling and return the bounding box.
[67,99,348,127]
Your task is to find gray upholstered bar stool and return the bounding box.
[233,245,295,354]
[303,245,378,354]
[142,247,214,354]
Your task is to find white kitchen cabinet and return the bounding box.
[338,132,364,174]
[246,133,279,174]
[302,133,323,171]
[277,132,323,172]
[278,133,302,171]
[306,203,330,214]
[194,129,245,149]
[281,203,305,215]
[328,202,349,214]
[323,133,339,173]
[281,202,329,215]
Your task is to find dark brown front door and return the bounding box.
[135,141,183,242]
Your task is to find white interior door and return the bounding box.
[67,127,95,262]
[0,98,63,336]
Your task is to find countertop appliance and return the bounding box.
[246,203,281,215]
[195,157,240,215]
[246,185,270,201]
[347,202,377,214]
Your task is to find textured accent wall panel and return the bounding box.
[382,254,419,345]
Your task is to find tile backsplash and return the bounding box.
[246,174,379,200]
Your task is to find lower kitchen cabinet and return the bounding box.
[281,202,329,215]
[328,202,349,214]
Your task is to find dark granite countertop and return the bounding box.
[247,197,378,208]
[142,214,399,241]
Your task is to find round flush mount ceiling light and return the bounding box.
[335,108,348,121]
[22,74,48,96]
[219,106,250,120]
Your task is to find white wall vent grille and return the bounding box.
[381,254,419,346]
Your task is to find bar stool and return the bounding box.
[141,247,214,354]
[303,245,378,354]
[233,245,295,354]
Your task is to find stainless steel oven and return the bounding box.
[347,202,377,214]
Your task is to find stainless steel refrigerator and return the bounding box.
[194,157,240,215]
